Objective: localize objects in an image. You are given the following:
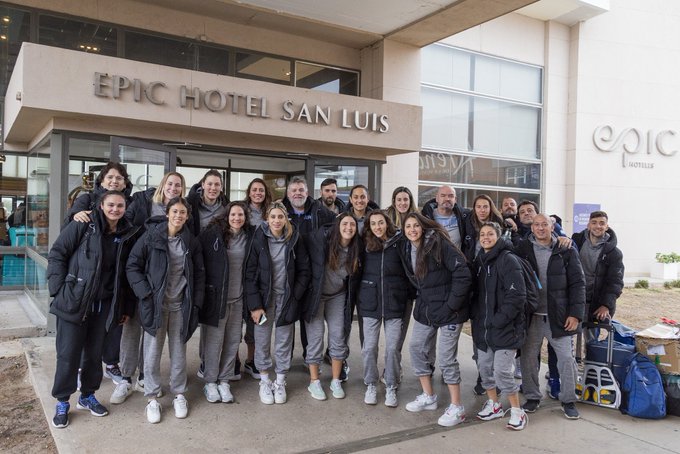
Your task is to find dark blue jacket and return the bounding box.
[244,226,311,326]
[48,209,140,327]
[471,241,526,352]
[126,221,205,343]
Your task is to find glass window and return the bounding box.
[421,87,470,151]
[38,15,117,57]
[295,62,359,96]
[419,152,540,190]
[236,52,291,85]
[472,97,540,159]
[474,54,542,103]
[313,165,370,202]
[197,44,229,75]
[230,171,287,202]
[417,184,539,212]
[421,45,471,90]
[0,7,31,100]
[125,31,194,70]
[27,140,51,257]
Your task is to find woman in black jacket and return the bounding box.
[126,197,205,424]
[47,190,140,429]
[359,210,411,408]
[303,213,362,401]
[198,201,254,403]
[125,171,186,229]
[402,212,472,428]
[187,169,230,234]
[463,194,504,263]
[471,222,527,430]
[245,202,310,405]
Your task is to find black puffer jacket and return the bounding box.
[303,225,362,328]
[126,221,205,343]
[405,231,472,327]
[244,226,311,326]
[421,198,469,246]
[125,188,156,228]
[186,182,230,235]
[47,208,141,327]
[471,240,526,352]
[317,197,346,214]
[64,180,133,227]
[514,238,586,337]
[198,223,255,327]
[281,197,336,236]
[572,228,624,317]
[357,233,411,320]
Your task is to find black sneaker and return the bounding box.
[244,360,260,379]
[197,362,205,379]
[76,394,108,417]
[562,402,580,420]
[522,399,541,413]
[339,360,350,382]
[52,401,70,428]
[104,364,124,384]
[232,358,242,381]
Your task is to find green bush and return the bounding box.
[664,281,673,289]
[635,279,650,289]
[655,252,680,263]
[671,279,680,288]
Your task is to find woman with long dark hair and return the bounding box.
[245,202,310,405]
[463,194,504,262]
[471,221,527,430]
[359,210,412,408]
[243,178,272,227]
[303,212,362,400]
[48,190,140,428]
[126,197,204,424]
[402,212,472,427]
[385,186,418,229]
[198,201,255,403]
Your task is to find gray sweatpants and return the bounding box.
[520,314,578,403]
[253,294,295,375]
[477,347,519,395]
[202,299,244,383]
[120,310,144,378]
[362,317,403,387]
[143,309,187,397]
[409,320,463,385]
[305,292,348,365]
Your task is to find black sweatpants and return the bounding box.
[52,304,109,401]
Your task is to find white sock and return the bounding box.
[276,374,286,385]
[260,374,271,382]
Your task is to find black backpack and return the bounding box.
[502,250,540,325]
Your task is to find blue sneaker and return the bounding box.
[548,378,560,400]
[52,401,70,428]
[76,394,108,417]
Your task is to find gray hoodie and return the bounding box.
[263,225,288,299]
[529,234,556,315]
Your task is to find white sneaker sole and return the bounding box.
[405,403,438,412]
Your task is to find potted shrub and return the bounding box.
[652,252,680,279]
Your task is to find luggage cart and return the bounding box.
[575,322,622,409]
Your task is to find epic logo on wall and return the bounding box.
[593,125,678,169]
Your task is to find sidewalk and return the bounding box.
[15,323,680,454]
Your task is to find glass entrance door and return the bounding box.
[311,161,379,205]
[111,137,175,195]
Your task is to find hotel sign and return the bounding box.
[593,125,678,169]
[93,72,390,133]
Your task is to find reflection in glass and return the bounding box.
[313,165,369,202]
[197,44,229,75]
[418,184,539,212]
[38,14,117,56]
[27,140,51,257]
[236,53,291,85]
[0,6,31,100]
[419,151,540,190]
[125,31,193,69]
[421,45,471,90]
[295,62,358,96]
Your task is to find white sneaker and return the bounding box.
[364,383,378,405]
[476,399,503,421]
[110,380,133,404]
[405,392,438,412]
[259,381,274,405]
[507,407,528,431]
[385,386,398,408]
[274,381,287,404]
[329,379,345,399]
[438,404,466,427]
[145,399,161,424]
[173,395,188,419]
[308,380,327,401]
[134,377,145,393]
[203,383,220,403]
[217,381,234,403]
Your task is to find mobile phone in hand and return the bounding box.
[258,313,268,325]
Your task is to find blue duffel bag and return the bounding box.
[586,337,635,385]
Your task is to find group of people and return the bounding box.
[47,165,624,433]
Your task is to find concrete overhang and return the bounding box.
[518,0,609,25]
[3,44,422,161]
[135,0,540,48]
